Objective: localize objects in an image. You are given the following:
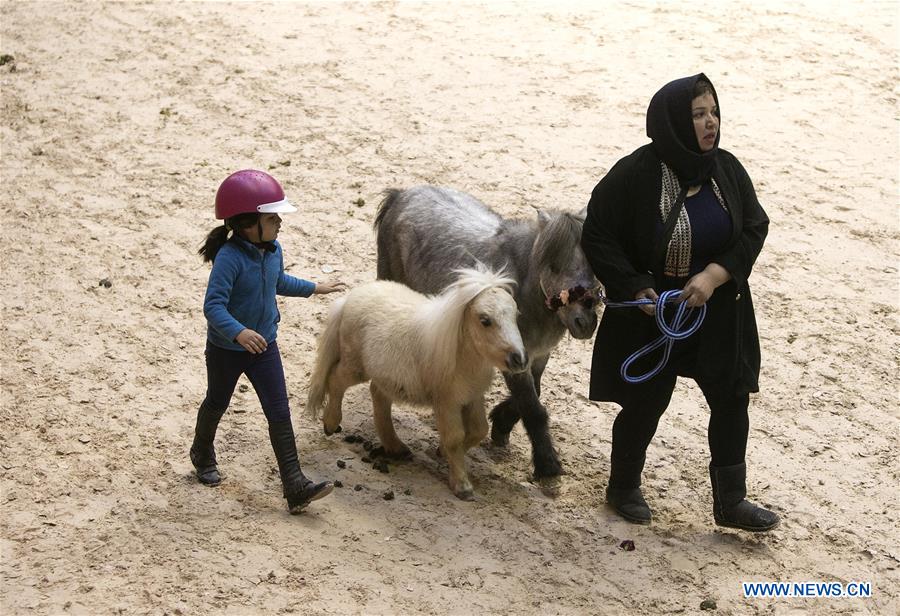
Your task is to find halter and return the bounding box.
[540,279,602,311]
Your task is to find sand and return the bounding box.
[1,1,898,614]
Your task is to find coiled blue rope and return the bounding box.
[600,289,707,384]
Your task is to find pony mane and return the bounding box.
[418,265,516,387]
[532,211,583,273]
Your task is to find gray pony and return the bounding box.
[375,185,599,479]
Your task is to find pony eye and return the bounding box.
[479,315,493,327]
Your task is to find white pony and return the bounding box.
[307,267,527,499]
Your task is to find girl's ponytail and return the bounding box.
[198,224,229,263]
[198,213,260,262]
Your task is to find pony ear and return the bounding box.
[536,209,551,228]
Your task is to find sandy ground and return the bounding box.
[1,1,898,614]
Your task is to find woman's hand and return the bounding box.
[314,281,348,294]
[236,328,268,354]
[680,263,732,307]
[634,288,659,316]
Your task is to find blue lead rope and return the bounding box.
[600,289,707,384]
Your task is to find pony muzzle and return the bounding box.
[568,310,599,339]
[505,350,529,373]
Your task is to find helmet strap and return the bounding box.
[251,218,275,252]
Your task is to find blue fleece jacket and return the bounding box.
[204,236,315,351]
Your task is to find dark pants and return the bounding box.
[611,373,749,467]
[203,340,291,423]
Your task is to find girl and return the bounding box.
[193,169,346,514]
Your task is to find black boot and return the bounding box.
[710,463,780,532]
[606,455,652,524]
[190,401,227,486]
[268,420,333,514]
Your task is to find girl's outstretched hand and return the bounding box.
[236,328,268,354]
[315,281,348,294]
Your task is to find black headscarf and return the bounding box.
[646,73,720,186]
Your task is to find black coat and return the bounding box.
[581,144,769,403]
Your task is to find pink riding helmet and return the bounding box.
[214,169,298,220]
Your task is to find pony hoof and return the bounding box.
[490,432,510,447]
[324,424,342,436]
[533,456,564,479]
[389,447,413,460]
[373,446,412,460]
[490,421,511,447]
[454,489,476,501]
[536,475,562,498]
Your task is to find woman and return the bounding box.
[580,74,779,531]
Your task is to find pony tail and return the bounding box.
[374,188,402,231]
[307,297,347,420]
[198,224,229,263]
